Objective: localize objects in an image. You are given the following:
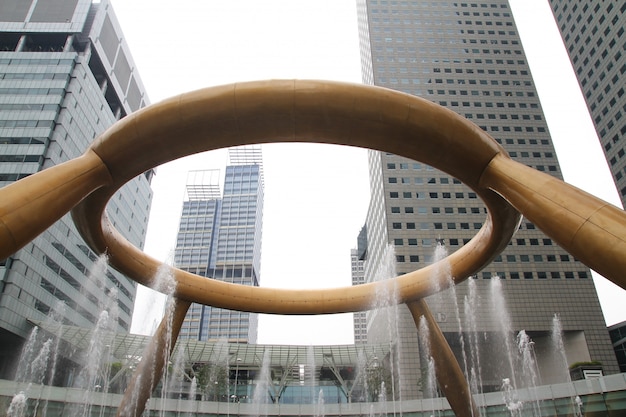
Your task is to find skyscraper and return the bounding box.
[176,147,263,343]
[0,0,152,377]
[547,1,625,207]
[351,248,367,345]
[356,0,618,399]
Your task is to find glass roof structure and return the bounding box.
[33,319,391,370]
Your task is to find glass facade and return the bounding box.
[0,0,152,379]
[2,373,625,416]
[2,320,625,414]
[356,0,618,399]
[177,147,263,343]
[548,0,626,207]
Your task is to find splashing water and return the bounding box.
[316,389,325,417]
[516,330,540,388]
[369,244,403,407]
[516,330,542,415]
[7,391,28,417]
[464,278,484,396]
[490,277,518,388]
[574,395,583,417]
[252,349,272,416]
[418,316,437,399]
[551,314,570,382]
[437,244,470,374]
[189,376,197,402]
[307,345,317,404]
[501,378,523,417]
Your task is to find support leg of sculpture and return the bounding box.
[407,299,479,417]
[117,297,191,417]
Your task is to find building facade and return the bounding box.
[176,147,263,343]
[351,247,367,345]
[0,0,152,378]
[547,1,625,207]
[355,0,618,399]
[609,321,626,373]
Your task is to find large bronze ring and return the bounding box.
[70,80,521,313]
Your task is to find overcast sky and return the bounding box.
[111,0,626,342]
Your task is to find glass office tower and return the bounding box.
[0,0,152,377]
[351,247,367,345]
[547,1,625,208]
[176,147,263,343]
[356,0,618,399]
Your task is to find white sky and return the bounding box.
[111,0,626,342]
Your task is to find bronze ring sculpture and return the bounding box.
[1,80,626,417]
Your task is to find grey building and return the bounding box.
[351,247,367,345]
[355,0,618,399]
[176,147,263,343]
[547,1,625,208]
[0,0,152,378]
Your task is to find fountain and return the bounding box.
[551,314,570,382]
[5,256,127,416]
[307,345,317,405]
[368,244,402,406]
[315,389,325,417]
[251,349,272,416]
[417,316,436,399]
[1,80,626,417]
[189,376,197,402]
[464,278,484,398]
[551,314,587,416]
[516,330,542,415]
[6,391,27,417]
[490,277,519,390]
[501,378,523,416]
